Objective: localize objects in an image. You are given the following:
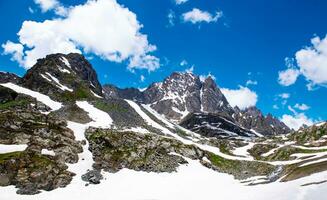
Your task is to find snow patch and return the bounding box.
[0,144,27,153]
[91,90,102,98]
[76,101,113,128]
[60,56,71,68]
[0,82,62,111]
[45,72,73,92]
[41,149,55,156]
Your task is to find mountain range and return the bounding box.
[0,53,326,198]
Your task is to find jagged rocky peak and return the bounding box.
[234,106,290,135]
[141,71,234,121]
[22,53,102,101]
[0,71,21,84]
[200,75,234,115]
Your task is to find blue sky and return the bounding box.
[0,0,326,129]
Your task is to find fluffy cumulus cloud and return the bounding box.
[281,104,314,130]
[2,0,160,71]
[2,41,24,66]
[296,36,327,89]
[182,8,223,24]
[281,113,314,130]
[278,68,300,86]
[278,35,327,89]
[221,86,258,110]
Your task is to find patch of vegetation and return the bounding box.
[219,142,234,155]
[282,161,327,182]
[202,138,236,156]
[0,100,29,110]
[0,151,23,164]
[207,152,276,179]
[263,147,327,161]
[60,85,93,102]
[288,125,327,145]
[248,143,278,160]
[0,151,54,168]
[94,100,128,113]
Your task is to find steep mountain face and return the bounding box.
[103,72,234,122]
[143,72,234,121]
[233,106,290,135]
[22,53,102,102]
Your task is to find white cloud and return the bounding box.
[278,93,290,99]
[34,0,67,16]
[185,65,194,73]
[140,75,145,82]
[3,0,159,72]
[34,0,59,12]
[246,80,257,86]
[279,35,327,89]
[294,103,310,111]
[2,41,24,66]
[221,86,258,110]
[278,68,300,86]
[182,8,223,24]
[281,113,314,130]
[180,59,188,66]
[296,35,327,88]
[175,0,188,5]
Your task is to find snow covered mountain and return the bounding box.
[1,53,327,200]
[103,71,289,136]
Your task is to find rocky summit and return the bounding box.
[0,53,327,198]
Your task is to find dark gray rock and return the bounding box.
[233,106,290,135]
[81,170,103,184]
[22,53,103,102]
[0,85,18,103]
[180,112,255,138]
